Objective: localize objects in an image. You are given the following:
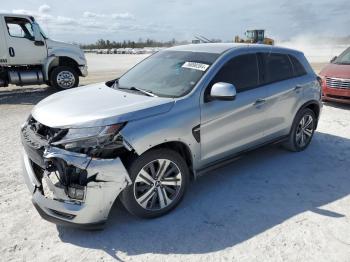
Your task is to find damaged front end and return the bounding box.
[21,116,132,228]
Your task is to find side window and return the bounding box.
[289,55,307,77]
[211,54,259,93]
[261,53,293,84]
[7,23,25,37]
[24,23,34,37]
[5,17,34,40]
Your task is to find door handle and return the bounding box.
[294,85,302,91]
[254,98,266,106]
[9,47,15,57]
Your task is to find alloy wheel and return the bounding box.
[134,159,182,211]
[295,114,314,147]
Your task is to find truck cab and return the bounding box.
[0,13,87,89]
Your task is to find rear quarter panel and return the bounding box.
[292,53,322,126]
[298,54,322,118]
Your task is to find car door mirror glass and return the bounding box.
[210,82,236,101]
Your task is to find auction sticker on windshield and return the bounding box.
[182,61,209,71]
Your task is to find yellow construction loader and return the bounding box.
[234,29,274,45]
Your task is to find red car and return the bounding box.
[319,47,350,104]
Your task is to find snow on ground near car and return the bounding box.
[0,55,349,261]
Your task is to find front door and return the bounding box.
[200,53,269,166]
[4,16,47,65]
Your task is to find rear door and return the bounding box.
[4,16,47,65]
[200,53,269,165]
[259,52,305,139]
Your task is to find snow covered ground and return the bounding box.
[0,55,349,261]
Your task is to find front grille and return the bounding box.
[326,77,350,89]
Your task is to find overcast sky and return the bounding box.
[1,0,349,43]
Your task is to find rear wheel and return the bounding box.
[50,66,79,90]
[283,108,316,152]
[121,148,190,218]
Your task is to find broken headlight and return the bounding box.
[51,123,125,152]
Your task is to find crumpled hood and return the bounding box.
[319,63,350,79]
[32,83,175,128]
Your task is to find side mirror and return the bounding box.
[210,82,236,101]
[32,23,43,42]
[330,56,337,63]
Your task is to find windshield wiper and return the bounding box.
[119,86,158,97]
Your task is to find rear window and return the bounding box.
[261,53,294,84]
[289,55,307,77]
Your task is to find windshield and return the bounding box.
[117,50,219,97]
[334,47,350,65]
[33,22,48,39]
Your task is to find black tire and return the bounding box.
[50,66,79,90]
[121,148,190,218]
[283,108,316,152]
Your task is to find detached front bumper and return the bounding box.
[22,147,131,228]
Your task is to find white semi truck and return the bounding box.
[0,13,88,89]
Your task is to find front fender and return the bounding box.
[43,48,87,80]
[120,97,202,170]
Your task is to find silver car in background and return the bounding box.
[21,43,322,228]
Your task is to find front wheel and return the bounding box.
[121,148,190,218]
[283,108,316,152]
[50,66,79,90]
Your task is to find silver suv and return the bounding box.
[21,43,322,228]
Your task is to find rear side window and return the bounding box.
[211,54,259,92]
[289,55,307,77]
[260,53,293,84]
